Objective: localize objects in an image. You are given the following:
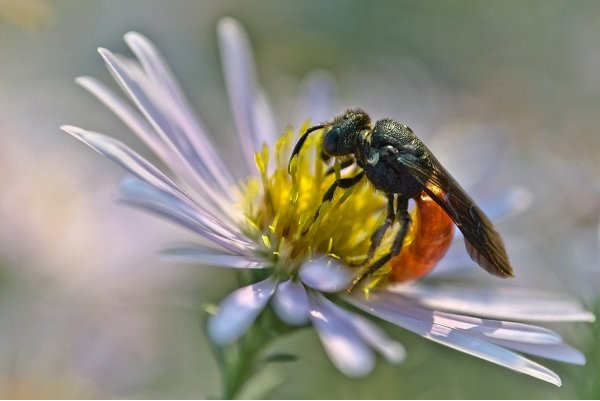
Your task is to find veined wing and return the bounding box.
[393,151,514,278]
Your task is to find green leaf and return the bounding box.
[260,353,298,364]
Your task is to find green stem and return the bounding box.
[209,307,294,399]
[221,327,271,398]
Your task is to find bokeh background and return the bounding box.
[0,0,599,398]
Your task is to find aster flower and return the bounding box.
[62,17,594,397]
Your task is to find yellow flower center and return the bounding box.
[237,122,407,284]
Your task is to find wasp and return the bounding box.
[288,109,514,292]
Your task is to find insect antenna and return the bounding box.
[288,124,326,173]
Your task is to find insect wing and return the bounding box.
[394,152,514,278]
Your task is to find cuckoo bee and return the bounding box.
[289,109,514,292]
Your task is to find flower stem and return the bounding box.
[208,307,294,399]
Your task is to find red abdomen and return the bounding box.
[389,189,454,282]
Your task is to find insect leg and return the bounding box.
[322,170,365,202]
[346,197,411,292]
[390,198,411,256]
[352,193,395,266]
[324,159,354,176]
[302,171,365,235]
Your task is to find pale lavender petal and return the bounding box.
[96,47,234,217]
[119,176,250,244]
[431,310,562,344]
[451,187,533,243]
[76,76,230,223]
[208,277,277,345]
[119,177,254,255]
[299,258,354,292]
[161,247,265,269]
[393,284,595,322]
[480,186,533,222]
[120,197,247,255]
[293,69,337,126]
[337,309,406,364]
[218,17,276,168]
[123,32,236,190]
[426,244,472,276]
[253,88,278,147]
[272,279,309,326]
[123,31,192,110]
[61,125,182,197]
[308,293,375,377]
[352,293,585,365]
[487,340,586,365]
[366,292,562,344]
[379,289,584,365]
[349,296,562,386]
[75,76,173,166]
[428,122,507,192]
[61,128,246,245]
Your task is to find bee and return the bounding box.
[288,109,514,292]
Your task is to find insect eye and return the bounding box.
[323,128,340,156]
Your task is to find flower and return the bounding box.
[62,17,594,388]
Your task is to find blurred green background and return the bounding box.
[0,0,598,398]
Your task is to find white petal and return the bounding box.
[161,246,265,269]
[121,196,247,255]
[119,176,247,243]
[308,293,375,377]
[487,340,586,365]
[373,291,585,365]
[61,125,181,196]
[76,76,233,224]
[96,47,234,218]
[75,139,243,246]
[123,31,191,108]
[349,296,562,386]
[272,280,309,326]
[395,283,595,322]
[76,76,172,166]
[428,121,507,192]
[293,69,337,126]
[253,88,278,148]
[207,277,276,345]
[119,177,253,255]
[123,32,236,191]
[431,311,562,344]
[218,17,276,168]
[426,244,472,276]
[366,292,562,344]
[451,187,533,244]
[479,186,533,222]
[337,309,406,364]
[299,258,354,292]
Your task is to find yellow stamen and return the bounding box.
[239,122,396,283]
[261,235,272,249]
